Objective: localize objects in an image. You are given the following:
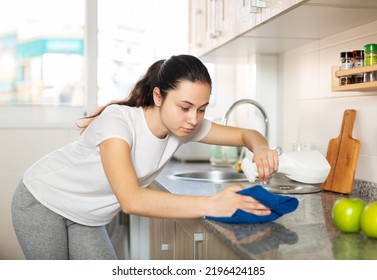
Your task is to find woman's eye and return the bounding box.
[198,108,206,113]
[181,107,190,111]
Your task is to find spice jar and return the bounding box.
[340,51,353,85]
[363,43,377,82]
[352,50,364,83]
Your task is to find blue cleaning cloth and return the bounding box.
[206,185,299,224]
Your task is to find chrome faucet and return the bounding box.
[210,99,269,167]
[222,98,269,139]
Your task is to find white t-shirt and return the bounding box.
[23,105,211,226]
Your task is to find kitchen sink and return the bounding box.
[262,182,321,194]
[260,173,321,194]
[170,170,248,183]
[170,170,321,194]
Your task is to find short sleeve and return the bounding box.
[93,105,134,147]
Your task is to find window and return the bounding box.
[0,0,85,106]
[0,0,188,127]
[97,0,188,106]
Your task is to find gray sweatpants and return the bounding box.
[11,181,118,260]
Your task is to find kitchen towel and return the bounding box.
[206,185,299,224]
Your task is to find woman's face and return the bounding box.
[159,80,211,138]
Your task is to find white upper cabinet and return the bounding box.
[188,0,377,57]
[208,0,236,47]
[236,0,304,35]
[189,0,236,57]
[188,0,303,56]
[188,0,208,57]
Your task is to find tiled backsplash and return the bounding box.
[279,20,377,184]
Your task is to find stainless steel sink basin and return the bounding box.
[263,183,321,194]
[259,173,321,194]
[170,170,248,183]
[170,170,321,194]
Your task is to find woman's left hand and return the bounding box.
[252,148,279,182]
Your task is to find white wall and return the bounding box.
[279,20,377,183]
[204,54,278,148]
[0,128,78,259]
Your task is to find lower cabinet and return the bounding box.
[150,217,242,260]
[150,218,174,259]
[174,219,206,260]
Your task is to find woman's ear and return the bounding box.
[153,87,163,107]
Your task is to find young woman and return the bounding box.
[11,54,279,260]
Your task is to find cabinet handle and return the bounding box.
[160,219,169,251]
[194,8,202,48]
[207,0,221,39]
[249,0,259,13]
[257,0,268,8]
[193,232,204,260]
[161,243,169,251]
[249,0,268,13]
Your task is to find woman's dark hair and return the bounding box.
[78,54,212,132]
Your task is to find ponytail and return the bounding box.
[78,55,211,132]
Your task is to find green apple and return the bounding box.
[360,202,377,239]
[332,198,366,233]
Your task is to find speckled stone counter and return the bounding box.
[153,160,377,260]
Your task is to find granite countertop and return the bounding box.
[154,160,377,260]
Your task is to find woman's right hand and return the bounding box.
[207,185,271,217]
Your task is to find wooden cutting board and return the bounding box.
[321,109,360,194]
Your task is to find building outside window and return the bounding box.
[0,0,188,110]
[0,0,85,107]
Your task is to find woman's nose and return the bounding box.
[187,111,199,125]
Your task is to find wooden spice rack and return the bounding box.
[332,64,377,91]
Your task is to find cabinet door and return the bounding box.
[189,0,236,56]
[188,0,208,56]
[150,218,175,259]
[208,0,236,47]
[236,0,259,34]
[236,0,302,37]
[175,219,206,260]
